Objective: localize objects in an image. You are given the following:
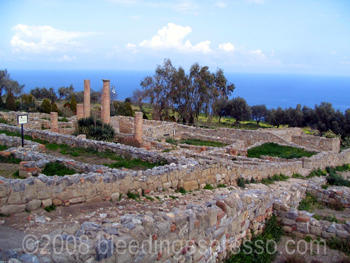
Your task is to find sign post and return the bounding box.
[17,115,28,147]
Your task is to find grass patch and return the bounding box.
[176,187,186,194]
[224,214,283,263]
[237,178,246,188]
[203,184,214,190]
[12,170,21,179]
[127,192,140,200]
[169,195,178,199]
[313,214,344,223]
[41,161,76,177]
[44,204,56,212]
[247,142,316,159]
[292,173,305,179]
[326,167,350,187]
[180,139,227,147]
[0,118,8,124]
[105,156,167,170]
[217,184,227,188]
[307,168,327,178]
[59,117,69,122]
[0,153,21,164]
[327,237,350,255]
[298,193,322,212]
[260,174,289,185]
[165,138,178,145]
[335,164,350,172]
[0,145,8,151]
[145,196,154,201]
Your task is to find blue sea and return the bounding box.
[9,70,350,112]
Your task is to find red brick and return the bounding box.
[296,217,310,222]
[170,224,176,232]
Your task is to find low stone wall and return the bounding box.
[0,123,174,163]
[0,111,75,134]
[292,135,340,152]
[277,181,350,240]
[181,132,241,146]
[302,149,350,170]
[119,118,134,134]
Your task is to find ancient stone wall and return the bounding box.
[292,135,340,152]
[119,118,134,134]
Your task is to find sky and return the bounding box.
[0,0,350,75]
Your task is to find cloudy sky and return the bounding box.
[1,0,350,75]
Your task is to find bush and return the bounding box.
[70,95,77,114]
[76,117,115,142]
[5,90,16,111]
[51,101,59,113]
[41,99,51,114]
[42,161,76,176]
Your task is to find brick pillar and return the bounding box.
[77,104,84,120]
[134,111,143,143]
[84,79,91,118]
[50,112,58,133]
[101,79,110,124]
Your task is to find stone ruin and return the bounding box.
[1,80,350,262]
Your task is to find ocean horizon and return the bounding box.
[8,69,350,112]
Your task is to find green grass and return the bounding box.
[180,138,227,147]
[327,238,350,255]
[335,164,350,172]
[0,145,8,151]
[0,118,8,124]
[0,153,21,164]
[217,183,227,188]
[298,193,323,212]
[313,214,344,223]
[58,117,69,122]
[145,196,154,201]
[41,161,76,177]
[237,178,246,188]
[326,167,350,187]
[204,184,215,190]
[12,170,21,179]
[105,156,167,170]
[175,187,186,194]
[127,192,140,200]
[307,168,327,178]
[260,174,289,185]
[247,142,316,159]
[292,173,305,179]
[224,214,283,263]
[44,204,56,212]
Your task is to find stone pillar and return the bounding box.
[84,79,90,118]
[50,112,58,133]
[101,79,110,124]
[134,111,143,143]
[77,104,84,121]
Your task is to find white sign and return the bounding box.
[17,115,28,125]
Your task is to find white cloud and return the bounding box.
[10,24,96,53]
[218,42,234,52]
[139,23,211,53]
[126,43,136,49]
[330,50,338,55]
[58,55,76,62]
[215,1,226,8]
[249,49,267,60]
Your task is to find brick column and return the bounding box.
[134,111,143,143]
[50,112,58,133]
[101,79,110,124]
[77,104,84,120]
[84,79,90,118]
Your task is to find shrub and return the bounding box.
[51,101,59,113]
[41,99,51,114]
[237,177,246,188]
[70,94,77,114]
[5,90,16,111]
[125,102,134,117]
[76,117,115,142]
[42,161,76,176]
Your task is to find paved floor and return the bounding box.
[0,225,27,261]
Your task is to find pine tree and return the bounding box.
[5,90,16,111]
